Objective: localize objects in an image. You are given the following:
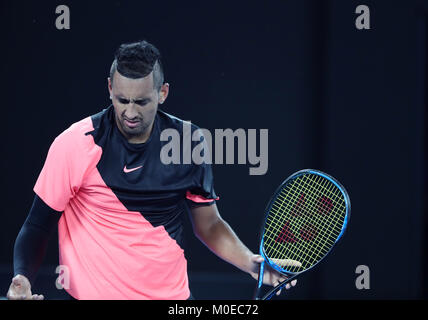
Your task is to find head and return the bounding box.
[108,40,169,143]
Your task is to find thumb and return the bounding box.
[271,258,302,268]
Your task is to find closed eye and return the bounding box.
[115,96,150,106]
[117,97,130,104]
[134,99,150,106]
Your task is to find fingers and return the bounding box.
[7,293,44,300]
[6,292,27,300]
[276,287,282,295]
[7,275,36,300]
[7,280,24,300]
[275,279,298,296]
[273,280,290,295]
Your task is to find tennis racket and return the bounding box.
[253,169,350,300]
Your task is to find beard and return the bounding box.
[116,114,151,139]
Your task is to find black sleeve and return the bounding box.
[186,161,218,208]
[13,194,62,285]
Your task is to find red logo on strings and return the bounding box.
[317,196,333,215]
[299,223,317,241]
[292,193,305,216]
[275,221,298,243]
[275,194,333,243]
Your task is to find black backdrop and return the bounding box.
[0,0,427,299]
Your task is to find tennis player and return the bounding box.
[7,40,299,300]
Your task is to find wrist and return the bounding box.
[242,252,258,275]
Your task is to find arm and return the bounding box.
[7,195,62,300]
[189,203,254,274]
[189,203,299,290]
[9,126,88,299]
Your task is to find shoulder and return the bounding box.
[157,109,202,133]
[157,110,209,149]
[51,116,95,153]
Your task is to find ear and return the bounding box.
[159,83,170,104]
[108,77,113,99]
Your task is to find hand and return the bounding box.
[248,254,301,296]
[6,275,44,300]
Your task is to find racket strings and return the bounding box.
[266,177,344,270]
[288,175,344,263]
[300,176,345,265]
[271,180,344,242]
[266,197,339,271]
[268,177,344,269]
[263,173,346,273]
[265,177,338,268]
[265,175,341,254]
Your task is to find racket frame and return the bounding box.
[254,169,351,300]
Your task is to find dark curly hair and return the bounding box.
[110,40,164,91]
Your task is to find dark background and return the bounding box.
[0,0,427,299]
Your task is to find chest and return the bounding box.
[80,144,194,213]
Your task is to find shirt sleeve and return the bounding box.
[33,128,90,212]
[186,162,219,207]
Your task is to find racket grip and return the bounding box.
[253,261,265,300]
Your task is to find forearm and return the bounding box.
[195,217,254,274]
[14,221,51,285]
[13,195,61,285]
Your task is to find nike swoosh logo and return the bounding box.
[123,165,143,173]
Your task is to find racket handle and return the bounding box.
[262,274,297,300]
[253,261,265,300]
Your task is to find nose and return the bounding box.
[123,102,140,120]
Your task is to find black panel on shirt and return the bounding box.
[85,105,217,249]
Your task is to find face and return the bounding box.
[108,70,169,143]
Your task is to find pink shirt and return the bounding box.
[34,115,191,299]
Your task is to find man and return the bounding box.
[7,40,298,300]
